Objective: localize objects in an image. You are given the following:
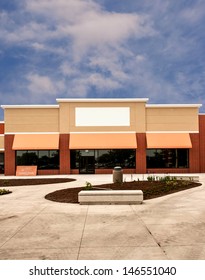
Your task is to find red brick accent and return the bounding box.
[4,134,16,175]
[71,169,136,174]
[59,134,70,174]
[38,170,60,175]
[70,169,79,174]
[136,133,146,174]
[95,169,136,174]
[189,133,200,173]
[147,168,189,174]
[0,123,4,134]
[199,115,205,172]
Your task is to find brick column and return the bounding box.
[199,115,205,173]
[59,134,70,174]
[0,123,4,134]
[189,133,200,173]
[136,133,146,174]
[4,134,16,175]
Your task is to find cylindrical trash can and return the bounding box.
[113,166,123,183]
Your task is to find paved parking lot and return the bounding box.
[0,173,205,260]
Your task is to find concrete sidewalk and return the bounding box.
[0,174,205,260]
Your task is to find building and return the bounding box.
[0,98,205,176]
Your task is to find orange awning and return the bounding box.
[69,133,137,149]
[146,133,192,149]
[12,134,59,150]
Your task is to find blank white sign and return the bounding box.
[75,107,130,127]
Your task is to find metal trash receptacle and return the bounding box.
[113,166,123,183]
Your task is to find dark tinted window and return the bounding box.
[146,149,189,168]
[16,150,59,169]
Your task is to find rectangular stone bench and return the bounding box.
[78,190,143,205]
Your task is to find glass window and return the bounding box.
[95,150,112,168]
[146,149,189,168]
[0,152,4,173]
[70,150,80,169]
[71,149,136,169]
[16,150,59,169]
[16,151,38,166]
[49,150,60,169]
[38,151,49,169]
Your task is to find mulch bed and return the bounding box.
[0,178,75,187]
[45,180,202,203]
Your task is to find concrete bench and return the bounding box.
[78,190,143,205]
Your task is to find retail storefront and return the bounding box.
[0,98,205,175]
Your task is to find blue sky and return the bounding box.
[0,0,205,119]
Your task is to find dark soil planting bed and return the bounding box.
[0,178,75,187]
[45,180,201,204]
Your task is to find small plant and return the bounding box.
[147,175,156,181]
[84,181,93,190]
[180,180,189,186]
[165,181,178,187]
[0,189,11,195]
[158,176,177,182]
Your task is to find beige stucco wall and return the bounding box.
[4,108,59,133]
[2,101,200,134]
[0,135,4,150]
[58,101,146,133]
[146,107,199,131]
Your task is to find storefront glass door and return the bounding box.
[79,150,95,174]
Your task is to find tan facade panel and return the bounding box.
[69,133,137,149]
[0,135,4,150]
[5,108,59,133]
[146,108,199,131]
[12,134,59,150]
[58,101,146,133]
[59,103,71,133]
[146,133,192,148]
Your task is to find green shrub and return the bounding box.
[165,181,178,187]
[84,181,92,190]
[0,189,11,195]
[147,175,156,181]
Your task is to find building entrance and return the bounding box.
[79,150,95,174]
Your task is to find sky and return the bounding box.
[0,0,205,120]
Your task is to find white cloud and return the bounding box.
[25,0,100,24]
[59,62,78,77]
[181,2,205,24]
[89,50,130,82]
[136,55,146,62]
[1,0,204,107]
[67,12,155,53]
[27,73,65,96]
[88,73,121,90]
[1,0,156,51]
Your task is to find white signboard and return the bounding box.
[75,107,130,127]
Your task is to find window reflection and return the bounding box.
[16,150,59,169]
[70,149,136,169]
[146,149,189,168]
